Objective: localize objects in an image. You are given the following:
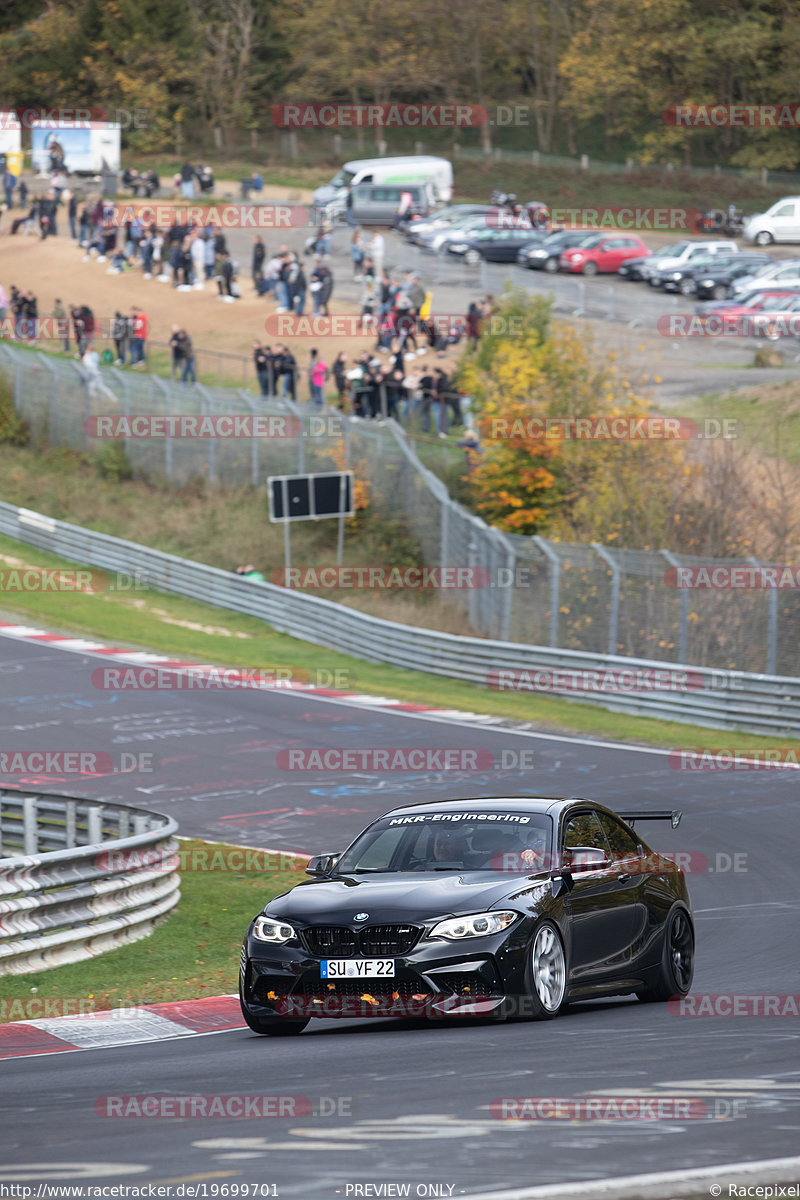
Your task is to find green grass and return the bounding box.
[0,529,792,752]
[679,381,800,464]
[0,839,306,1013]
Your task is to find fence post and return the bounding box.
[239,389,260,486]
[152,376,174,482]
[533,535,561,647]
[87,806,103,846]
[196,384,217,484]
[662,550,689,662]
[23,795,38,855]
[593,543,621,655]
[750,556,778,675]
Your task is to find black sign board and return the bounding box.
[268,471,354,523]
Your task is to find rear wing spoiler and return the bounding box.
[617,810,682,829]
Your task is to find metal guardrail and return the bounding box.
[0,790,180,976]
[0,499,796,736]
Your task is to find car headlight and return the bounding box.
[700,279,715,286]
[430,910,518,940]
[568,253,583,260]
[530,249,547,258]
[253,915,296,943]
[668,272,682,280]
[449,243,467,252]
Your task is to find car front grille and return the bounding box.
[302,924,421,958]
[432,973,501,998]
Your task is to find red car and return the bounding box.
[560,234,651,275]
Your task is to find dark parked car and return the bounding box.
[517,230,595,271]
[693,254,777,300]
[239,795,694,1035]
[653,253,772,297]
[445,227,548,264]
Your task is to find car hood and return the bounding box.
[262,871,545,925]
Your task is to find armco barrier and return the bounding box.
[0,790,179,976]
[0,501,797,736]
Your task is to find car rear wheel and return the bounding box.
[523,921,567,1019]
[582,261,598,276]
[712,284,728,300]
[544,257,559,272]
[637,907,694,1003]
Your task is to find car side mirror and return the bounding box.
[305,853,340,877]
[551,870,574,899]
[563,846,610,872]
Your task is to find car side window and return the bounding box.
[562,810,610,853]
[774,203,795,217]
[597,813,641,861]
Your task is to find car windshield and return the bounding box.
[334,812,553,874]
[657,242,690,257]
[330,168,355,188]
[574,234,604,249]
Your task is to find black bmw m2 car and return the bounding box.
[239,796,694,1035]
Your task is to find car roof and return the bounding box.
[382,795,598,818]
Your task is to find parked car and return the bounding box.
[560,234,651,275]
[405,205,494,245]
[743,197,800,246]
[518,230,596,271]
[730,258,800,299]
[417,213,499,252]
[331,182,434,225]
[650,252,770,295]
[692,254,775,300]
[695,289,800,319]
[644,240,739,285]
[446,227,548,264]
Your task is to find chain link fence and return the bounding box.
[2,342,798,674]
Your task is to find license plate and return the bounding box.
[321,959,395,978]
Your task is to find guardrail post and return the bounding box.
[593,542,621,655]
[23,796,38,855]
[662,550,689,663]
[534,535,561,647]
[767,588,778,675]
[133,815,150,836]
[65,800,77,849]
[87,806,103,846]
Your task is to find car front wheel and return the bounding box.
[523,921,567,1019]
[544,257,559,272]
[754,231,774,246]
[465,249,481,266]
[637,907,694,1003]
[582,261,598,276]
[679,278,696,295]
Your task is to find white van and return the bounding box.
[312,155,453,210]
[744,197,800,245]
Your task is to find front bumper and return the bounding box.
[240,926,529,1020]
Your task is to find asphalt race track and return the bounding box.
[1,629,799,1197]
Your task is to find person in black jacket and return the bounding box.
[252,236,266,290]
[253,340,273,396]
[333,352,348,409]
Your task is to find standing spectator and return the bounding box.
[310,259,333,316]
[279,345,297,400]
[308,349,327,407]
[3,170,15,211]
[130,306,148,366]
[466,301,482,351]
[252,236,266,290]
[204,228,217,280]
[169,324,184,379]
[262,253,281,298]
[179,329,196,383]
[370,231,385,278]
[350,229,365,280]
[190,232,206,290]
[18,179,28,210]
[180,160,195,200]
[217,252,237,300]
[333,352,348,409]
[293,262,307,315]
[253,341,272,396]
[112,311,129,364]
[67,191,78,240]
[360,271,377,334]
[51,169,67,206]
